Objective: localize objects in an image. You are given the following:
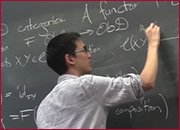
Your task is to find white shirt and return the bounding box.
[36,74,144,129]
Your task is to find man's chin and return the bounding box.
[84,69,92,75]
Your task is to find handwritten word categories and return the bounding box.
[100,1,139,21]
[17,16,65,37]
[115,93,168,119]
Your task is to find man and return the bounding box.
[36,23,160,129]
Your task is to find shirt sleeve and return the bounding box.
[84,73,144,108]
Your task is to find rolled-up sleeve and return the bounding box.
[84,73,144,108]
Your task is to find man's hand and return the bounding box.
[145,23,160,47]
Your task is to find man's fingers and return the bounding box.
[146,23,155,31]
[153,25,158,30]
[150,23,155,28]
[146,23,160,34]
[154,25,160,32]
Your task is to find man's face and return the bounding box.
[74,40,92,75]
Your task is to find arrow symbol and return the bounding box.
[80,29,93,36]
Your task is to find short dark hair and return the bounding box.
[46,32,81,75]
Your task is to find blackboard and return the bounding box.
[1,1,179,129]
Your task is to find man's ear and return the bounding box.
[65,54,75,65]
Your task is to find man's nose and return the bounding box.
[87,52,91,58]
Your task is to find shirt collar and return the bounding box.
[57,74,78,84]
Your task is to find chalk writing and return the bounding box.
[88,44,101,54]
[24,32,56,47]
[17,16,65,37]
[115,93,168,119]
[24,36,37,47]
[82,4,93,24]
[131,67,139,74]
[1,23,8,36]
[1,57,12,68]
[156,1,179,8]
[171,1,179,6]
[1,94,5,129]
[107,66,139,78]
[80,29,93,36]
[5,92,12,98]
[114,70,123,78]
[33,106,38,123]
[155,1,160,8]
[15,51,46,67]
[96,17,129,36]
[9,107,37,121]
[17,85,36,100]
[1,118,6,129]
[44,32,55,45]
[1,46,9,52]
[100,1,139,21]
[120,35,147,51]
[1,52,46,68]
[139,24,146,32]
[160,35,179,41]
[158,93,168,119]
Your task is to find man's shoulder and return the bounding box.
[80,74,93,79]
[79,74,103,82]
[80,74,107,79]
[79,74,114,84]
[78,74,94,83]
